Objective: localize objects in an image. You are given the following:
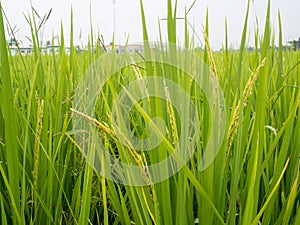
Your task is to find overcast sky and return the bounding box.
[1,0,299,49]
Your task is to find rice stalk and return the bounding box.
[202,26,218,82]
[164,82,178,146]
[226,58,266,152]
[32,93,44,211]
[70,108,151,183]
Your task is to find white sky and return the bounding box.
[1,0,299,49]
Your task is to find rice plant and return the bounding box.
[0,0,299,224]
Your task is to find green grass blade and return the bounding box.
[0,4,21,223]
[251,158,290,225]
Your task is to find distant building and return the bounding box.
[7,38,19,56]
[6,39,74,56]
[288,37,300,50]
[124,44,144,54]
[7,39,146,56]
[104,44,144,54]
[19,47,33,55]
[7,38,18,47]
[42,45,60,55]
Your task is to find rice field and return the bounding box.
[0,0,299,224]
